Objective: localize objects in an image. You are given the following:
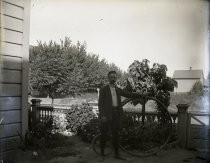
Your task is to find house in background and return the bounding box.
[0,0,31,161]
[172,68,204,93]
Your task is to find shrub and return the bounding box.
[52,114,67,133]
[120,114,172,150]
[77,118,100,142]
[65,103,97,133]
[24,118,71,149]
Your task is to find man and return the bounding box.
[98,70,147,160]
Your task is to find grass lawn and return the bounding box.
[29,91,209,113]
[29,92,98,105]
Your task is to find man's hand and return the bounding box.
[100,116,107,123]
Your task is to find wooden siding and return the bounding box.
[0,123,21,139]
[0,136,20,153]
[1,1,23,19]
[0,97,21,111]
[0,14,23,32]
[1,42,22,57]
[1,55,22,70]
[2,0,24,8]
[0,0,31,161]
[1,29,23,44]
[175,79,200,92]
[0,84,21,96]
[0,69,21,83]
[0,110,21,124]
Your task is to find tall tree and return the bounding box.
[29,40,70,103]
[29,37,125,101]
[121,59,177,107]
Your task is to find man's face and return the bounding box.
[108,73,117,84]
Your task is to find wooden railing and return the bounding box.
[30,99,198,149]
[29,99,53,130]
[37,106,53,122]
[29,99,70,130]
[122,111,178,142]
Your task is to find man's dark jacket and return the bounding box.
[98,85,140,120]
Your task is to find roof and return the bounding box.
[173,69,203,79]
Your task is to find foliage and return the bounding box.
[77,118,100,142]
[190,80,204,95]
[29,40,70,101]
[65,103,97,133]
[120,114,172,151]
[18,119,77,160]
[52,115,67,133]
[120,59,178,107]
[29,37,124,100]
[24,118,73,150]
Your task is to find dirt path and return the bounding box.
[46,148,206,163]
[16,136,207,163]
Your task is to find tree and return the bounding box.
[29,40,70,103]
[29,37,125,101]
[190,81,204,95]
[120,59,178,107]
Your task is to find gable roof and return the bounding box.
[173,69,203,79]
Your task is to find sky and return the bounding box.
[30,0,209,78]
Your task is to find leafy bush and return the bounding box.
[120,114,171,150]
[52,114,67,133]
[77,118,100,142]
[65,103,97,133]
[119,59,177,107]
[24,118,72,149]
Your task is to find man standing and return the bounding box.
[98,70,146,160]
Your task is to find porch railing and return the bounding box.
[29,99,200,150]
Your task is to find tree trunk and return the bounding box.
[51,98,54,106]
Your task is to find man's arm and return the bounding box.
[119,88,146,99]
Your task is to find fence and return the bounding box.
[187,112,210,150]
[29,99,70,130]
[29,99,209,151]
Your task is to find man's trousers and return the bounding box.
[100,108,121,155]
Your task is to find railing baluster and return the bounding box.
[142,100,146,126]
[44,109,47,122]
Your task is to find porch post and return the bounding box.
[31,99,41,125]
[177,103,189,149]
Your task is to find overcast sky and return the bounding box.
[30,0,209,78]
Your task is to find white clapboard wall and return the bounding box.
[0,0,31,160]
